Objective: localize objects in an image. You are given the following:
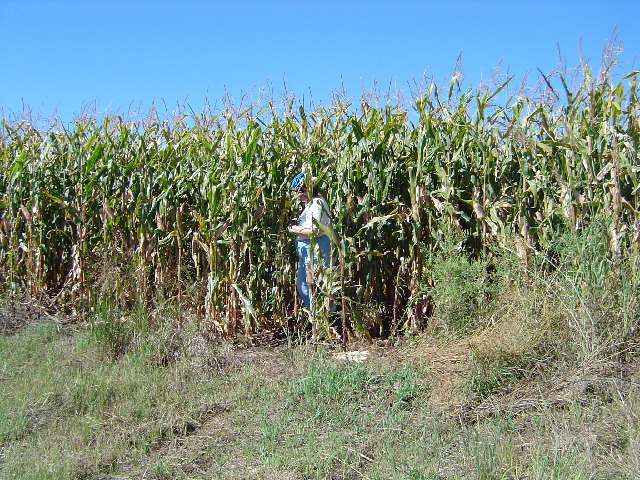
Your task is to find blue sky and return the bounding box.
[2,0,639,126]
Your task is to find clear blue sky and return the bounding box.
[2,0,638,126]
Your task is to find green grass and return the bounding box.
[0,318,224,479]
[2,311,640,479]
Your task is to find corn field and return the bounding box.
[1,54,639,338]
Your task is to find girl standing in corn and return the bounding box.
[288,173,332,312]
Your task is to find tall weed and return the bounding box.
[535,215,640,361]
[420,233,508,334]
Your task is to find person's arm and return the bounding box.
[289,224,318,236]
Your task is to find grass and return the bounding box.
[2,304,640,479]
[0,317,224,479]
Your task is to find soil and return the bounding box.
[0,298,55,335]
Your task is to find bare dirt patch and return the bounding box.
[0,298,51,334]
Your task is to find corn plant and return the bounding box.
[1,50,638,340]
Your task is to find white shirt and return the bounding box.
[296,196,331,239]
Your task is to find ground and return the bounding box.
[3,297,640,479]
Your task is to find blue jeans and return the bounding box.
[295,235,331,310]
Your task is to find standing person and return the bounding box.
[288,173,332,315]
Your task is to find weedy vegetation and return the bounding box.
[1,41,640,478]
